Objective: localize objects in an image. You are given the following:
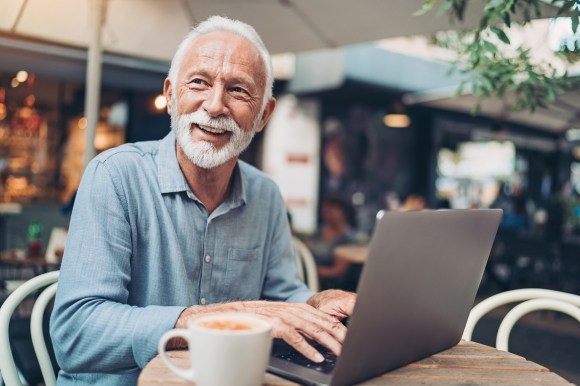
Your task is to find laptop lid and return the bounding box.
[268,209,502,386]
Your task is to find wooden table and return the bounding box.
[138,340,573,385]
[333,244,369,264]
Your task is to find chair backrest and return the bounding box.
[292,237,319,292]
[0,270,59,386]
[463,288,580,351]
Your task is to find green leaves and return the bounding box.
[572,9,579,33]
[418,0,579,114]
[414,0,469,21]
[557,0,577,16]
[554,1,580,33]
[413,0,437,16]
[490,26,511,44]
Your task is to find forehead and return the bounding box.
[179,31,266,83]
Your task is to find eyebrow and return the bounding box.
[184,68,259,93]
[228,76,259,92]
[183,68,212,81]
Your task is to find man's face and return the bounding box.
[321,202,347,226]
[165,31,274,169]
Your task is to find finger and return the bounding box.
[275,326,325,363]
[268,307,344,356]
[338,295,356,316]
[309,291,357,320]
[293,303,341,324]
[308,316,347,344]
[289,304,348,342]
[327,301,355,320]
[243,301,347,353]
[249,302,347,342]
[299,325,343,356]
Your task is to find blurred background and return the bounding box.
[0,0,579,384]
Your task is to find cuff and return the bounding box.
[131,305,186,368]
[286,290,316,304]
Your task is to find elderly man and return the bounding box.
[50,15,355,385]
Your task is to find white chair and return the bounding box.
[0,271,59,386]
[292,237,319,292]
[463,288,580,352]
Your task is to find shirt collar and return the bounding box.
[157,131,247,209]
[228,163,246,208]
[157,131,189,194]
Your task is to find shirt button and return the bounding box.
[200,297,206,305]
[204,255,211,263]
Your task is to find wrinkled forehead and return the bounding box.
[181,31,267,87]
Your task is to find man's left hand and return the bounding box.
[307,289,356,320]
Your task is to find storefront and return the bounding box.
[0,38,169,250]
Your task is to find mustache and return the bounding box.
[178,111,240,133]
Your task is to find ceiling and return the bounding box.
[0,0,505,91]
[0,0,560,59]
[0,35,168,91]
[404,85,580,136]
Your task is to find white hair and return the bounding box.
[168,15,274,109]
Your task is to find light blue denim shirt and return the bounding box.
[50,131,313,385]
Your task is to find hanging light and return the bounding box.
[16,70,29,83]
[383,100,411,128]
[383,113,411,128]
[78,117,88,130]
[154,94,167,111]
[566,128,580,142]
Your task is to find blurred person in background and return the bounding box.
[436,196,451,209]
[307,195,360,291]
[50,16,355,386]
[545,181,580,242]
[502,192,529,231]
[400,193,428,211]
[323,135,347,193]
[492,182,529,233]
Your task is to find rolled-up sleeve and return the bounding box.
[50,159,184,372]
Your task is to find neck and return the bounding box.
[176,143,238,214]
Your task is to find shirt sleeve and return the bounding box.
[260,190,315,303]
[49,159,185,373]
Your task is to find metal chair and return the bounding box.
[463,288,580,351]
[292,237,319,292]
[0,270,59,386]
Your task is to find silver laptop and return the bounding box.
[268,209,502,386]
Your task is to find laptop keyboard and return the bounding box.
[274,341,338,374]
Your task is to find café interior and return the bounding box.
[0,1,579,385]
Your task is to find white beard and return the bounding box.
[171,104,258,169]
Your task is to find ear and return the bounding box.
[254,97,276,133]
[163,78,173,115]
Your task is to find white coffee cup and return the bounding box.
[158,312,273,386]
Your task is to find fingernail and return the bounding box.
[315,353,324,363]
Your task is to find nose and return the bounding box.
[202,86,228,117]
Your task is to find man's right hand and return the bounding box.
[175,300,347,363]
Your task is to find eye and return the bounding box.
[190,78,207,86]
[230,86,248,95]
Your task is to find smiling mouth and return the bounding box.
[195,124,229,135]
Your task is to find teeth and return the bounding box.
[198,124,227,134]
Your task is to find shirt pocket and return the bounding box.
[225,247,263,300]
